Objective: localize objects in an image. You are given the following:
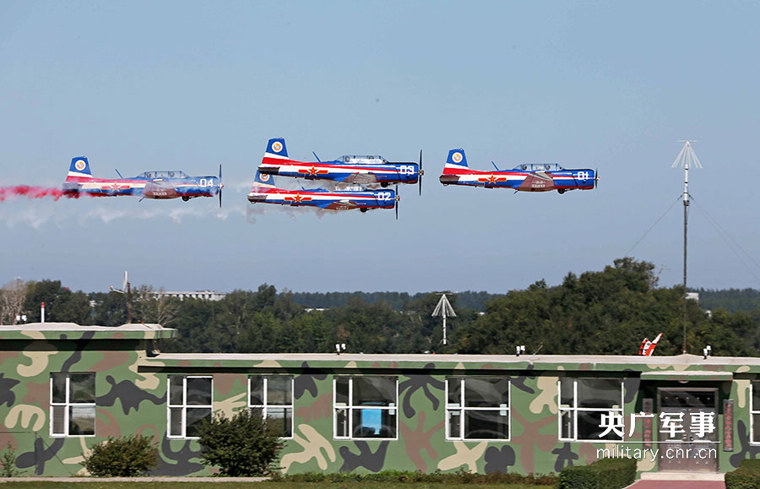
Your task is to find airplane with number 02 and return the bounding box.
[439,148,598,194]
[258,138,424,194]
[62,156,223,205]
[247,170,399,216]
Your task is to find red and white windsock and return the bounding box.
[639,333,663,356]
[41,302,45,323]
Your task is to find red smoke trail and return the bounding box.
[0,186,80,202]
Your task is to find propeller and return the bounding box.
[395,184,400,220]
[418,150,423,196]
[594,168,599,189]
[218,164,223,208]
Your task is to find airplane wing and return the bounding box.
[518,172,556,191]
[341,173,379,185]
[325,200,358,210]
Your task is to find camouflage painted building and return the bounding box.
[1,322,758,476]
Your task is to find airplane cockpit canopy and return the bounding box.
[513,163,565,172]
[340,155,389,165]
[137,170,189,179]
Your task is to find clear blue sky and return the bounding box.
[1,1,758,294]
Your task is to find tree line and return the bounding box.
[1,257,759,356]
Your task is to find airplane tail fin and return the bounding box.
[252,169,276,189]
[265,138,288,159]
[67,156,93,180]
[445,149,468,169]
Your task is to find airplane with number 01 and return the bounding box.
[258,138,424,194]
[247,170,399,215]
[62,156,223,205]
[439,148,598,194]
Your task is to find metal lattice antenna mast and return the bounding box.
[672,141,702,353]
[431,294,456,345]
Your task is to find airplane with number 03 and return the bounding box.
[439,148,598,194]
[62,156,223,205]
[247,170,399,216]
[258,138,424,194]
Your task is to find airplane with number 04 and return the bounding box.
[439,148,598,194]
[258,138,424,194]
[62,156,223,205]
[247,170,399,215]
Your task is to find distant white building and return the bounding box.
[154,290,226,301]
[686,292,700,302]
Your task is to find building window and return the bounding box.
[559,378,624,441]
[752,382,760,444]
[249,375,294,438]
[446,376,510,440]
[334,376,397,439]
[50,373,96,437]
[167,375,212,439]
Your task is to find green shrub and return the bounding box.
[0,443,22,477]
[82,434,158,477]
[725,461,760,489]
[271,469,558,485]
[198,409,283,477]
[558,457,636,489]
[725,469,760,489]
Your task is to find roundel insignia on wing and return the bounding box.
[272,141,283,153]
[75,160,86,171]
[452,152,463,164]
[259,173,270,182]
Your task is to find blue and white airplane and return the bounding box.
[62,157,223,205]
[247,170,398,215]
[440,148,598,194]
[258,138,423,194]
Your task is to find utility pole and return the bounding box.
[672,141,702,353]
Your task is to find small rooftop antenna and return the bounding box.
[431,293,456,345]
[672,141,702,353]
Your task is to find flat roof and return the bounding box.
[0,322,175,341]
[139,352,759,374]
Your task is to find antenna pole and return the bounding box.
[673,141,701,354]
[683,193,688,353]
[683,148,689,354]
[442,314,447,345]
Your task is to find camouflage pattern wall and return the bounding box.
[0,323,756,476]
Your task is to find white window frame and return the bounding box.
[445,376,511,441]
[558,378,624,442]
[333,376,398,440]
[167,375,213,439]
[751,381,760,445]
[49,372,96,438]
[248,375,294,439]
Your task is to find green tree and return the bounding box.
[90,291,127,326]
[452,258,760,357]
[23,280,91,324]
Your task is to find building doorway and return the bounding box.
[657,388,718,472]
